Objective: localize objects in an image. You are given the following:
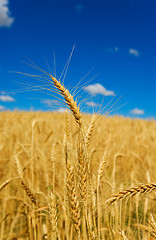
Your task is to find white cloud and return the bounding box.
[41,99,59,107]
[75,4,84,12]
[114,47,119,51]
[131,108,144,115]
[107,47,119,52]
[129,48,139,57]
[57,108,68,113]
[0,0,14,27]
[0,91,6,94]
[0,95,15,102]
[41,100,69,113]
[0,105,5,110]
[86,101,100,107]
[83,83,116,96]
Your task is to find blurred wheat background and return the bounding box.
[0,108,156,239]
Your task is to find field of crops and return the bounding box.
[1,0,155,238]
[0,107,156,239]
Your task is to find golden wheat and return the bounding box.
[105,183,156,205]
[0,63,156,239]
[51,75,82,126]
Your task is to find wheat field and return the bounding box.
[0,74,156,239]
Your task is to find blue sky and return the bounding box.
[0,0,156,118]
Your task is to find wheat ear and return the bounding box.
[77,142,93,240]
[51,75,82,126]
[105,183,156,205]
[65,148,81,239]
[149,213,156,237]
[15,154,37,205]
[48,192,58,240]
[85,114,95,148]
[78,143,87,202]
[97,151,108,239]
[97,151,107,181]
